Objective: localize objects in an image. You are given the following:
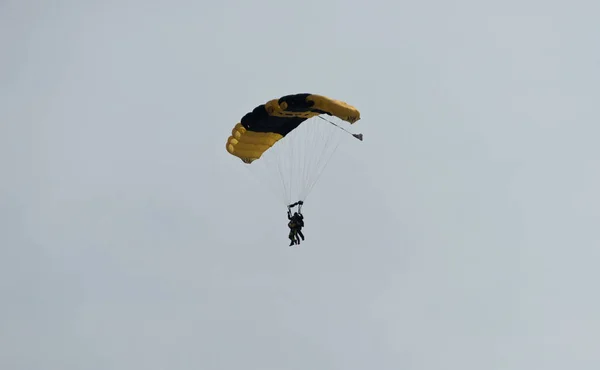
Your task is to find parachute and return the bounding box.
[226,93,362,206]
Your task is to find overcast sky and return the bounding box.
[2,0,599,369]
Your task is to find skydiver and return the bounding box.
[288,219,300,246]
[287,203,305,245]
[292,212,304,241]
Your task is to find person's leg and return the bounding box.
[297,229,304,240]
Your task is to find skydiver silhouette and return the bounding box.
[287,201,305,246]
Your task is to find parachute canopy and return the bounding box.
[226,93,360,164]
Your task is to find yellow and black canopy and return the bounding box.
[226,93,360,163]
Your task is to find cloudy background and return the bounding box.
[2,0,599,369]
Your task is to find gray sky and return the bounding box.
[2,0,599,369]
